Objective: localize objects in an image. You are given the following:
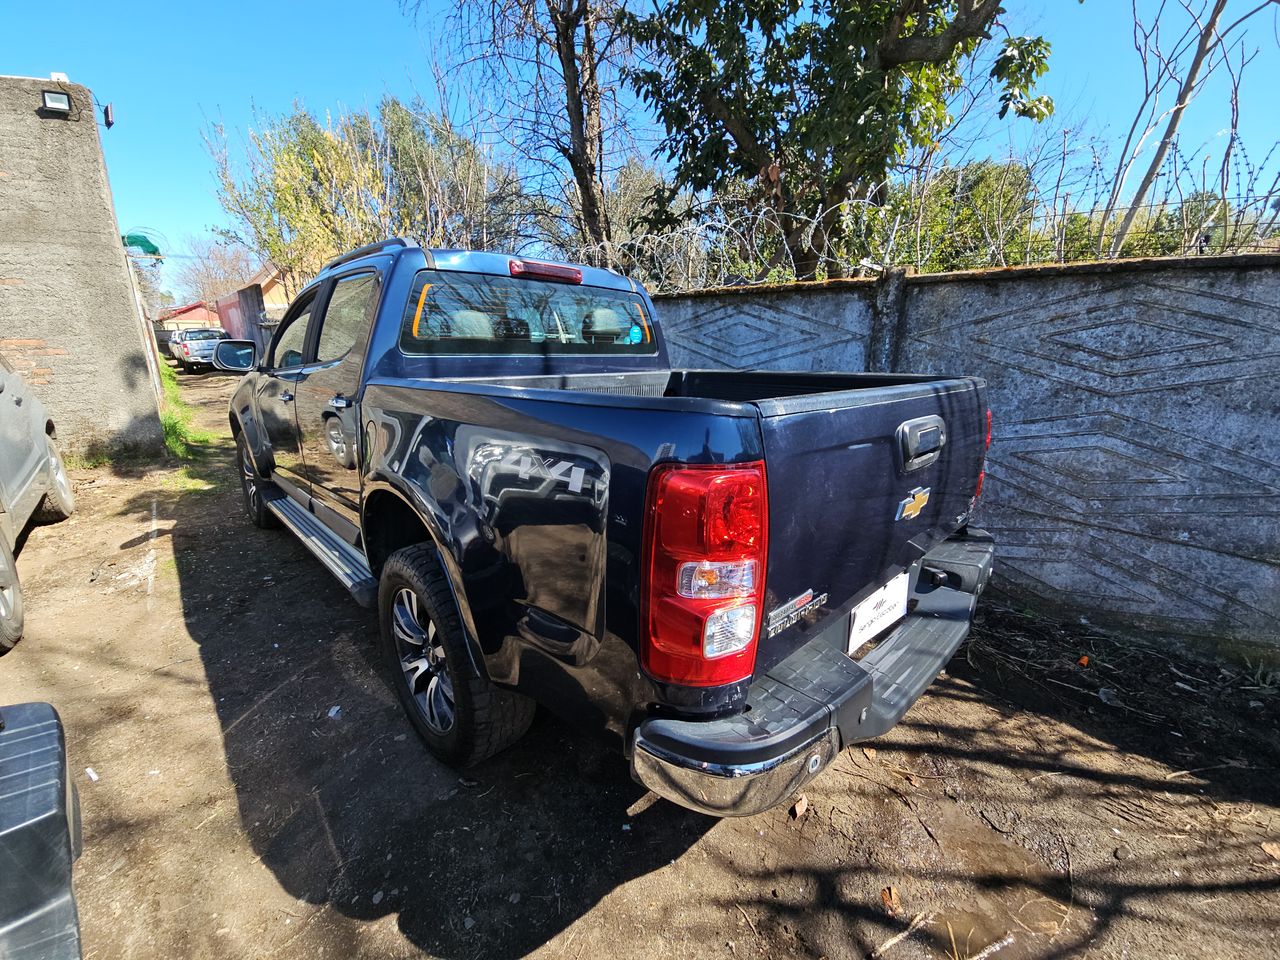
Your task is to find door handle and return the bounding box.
[329,395,352,410]
[280,391,294,403]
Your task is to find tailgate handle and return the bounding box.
[897,415,946,472]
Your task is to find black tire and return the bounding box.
[0,537,23,654]
[32,436,75,524]
[379,544,534,767]
[236,431,279,529]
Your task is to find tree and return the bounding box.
[417,0,636,265]
[1099,0,1279,256]
[174,235,260,305]
[621,0,1065,278]
[209,97,532,292]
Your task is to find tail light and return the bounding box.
[182,343,191,356]
[974,408,991,500]
[641,461,768,686]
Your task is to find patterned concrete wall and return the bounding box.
[658,282,876,371]
[653,257,1280,657]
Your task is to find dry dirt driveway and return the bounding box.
[1,370,1277,960]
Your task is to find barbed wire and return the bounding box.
[571,188,1280,294]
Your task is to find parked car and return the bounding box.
[1,354,75,654]
[168,327,229,371]
[0,702,83,958]
[213,239,993,816]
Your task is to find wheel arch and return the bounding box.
[363,481,487,678]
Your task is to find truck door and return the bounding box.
[293,269,380,540]
[256,289,320,494]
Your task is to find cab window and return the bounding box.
[316,272,379,363]
[271,295,317,369]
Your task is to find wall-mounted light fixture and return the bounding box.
[41,90,72,115]
[103,103,114,128]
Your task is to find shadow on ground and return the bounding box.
[110,369,712,958]
[84,366,1278,959]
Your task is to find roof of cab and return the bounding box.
[314,238,637,293]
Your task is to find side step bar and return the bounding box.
[265,495,378,608]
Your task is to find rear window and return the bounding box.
[398,269,656,356]
[186,330,227,341]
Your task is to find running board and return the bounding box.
[265,496,378,608]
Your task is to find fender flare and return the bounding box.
[230,403,272,478]
[362,476,489,679]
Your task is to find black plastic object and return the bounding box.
[0,702,83,960]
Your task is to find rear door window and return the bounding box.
[316,272,379,363]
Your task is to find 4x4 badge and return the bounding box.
[895,486,930,521]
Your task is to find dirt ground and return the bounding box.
[2,369,1278,960]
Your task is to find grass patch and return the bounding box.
[158,362,214,460]
[161,464,225,493]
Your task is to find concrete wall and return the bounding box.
[654,256,1280,658]
[0,75,162,457]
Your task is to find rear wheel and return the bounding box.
[379,545,534,766]
[236,432,279,529]
[0,538,24,654]
[33,436,75,524]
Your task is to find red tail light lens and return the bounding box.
[509,258,583,284]
[641,462,768,686]
[974,408,991,501]
[182,343,191,355]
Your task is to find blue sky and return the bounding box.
[4,1,1276,293]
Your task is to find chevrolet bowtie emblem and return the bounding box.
[895,486,930,521]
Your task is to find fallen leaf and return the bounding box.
[790,795,808,819]
[1077,655,1089,667]
[1262,842,1280,861]
[862,747,878,761]
[880,886,902,917]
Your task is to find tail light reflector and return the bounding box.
[641,462,768,686]
[182,343,191,356]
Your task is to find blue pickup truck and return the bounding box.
[213,239,993,816]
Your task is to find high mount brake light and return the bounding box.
[641,462,768,686]
[509,258,583,284]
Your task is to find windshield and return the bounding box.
[186,330,227,341]
[398,269,656,356]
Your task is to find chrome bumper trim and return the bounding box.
[631,726,840,817]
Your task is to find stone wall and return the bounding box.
[0,75,162,457]
[654,255,1280,658]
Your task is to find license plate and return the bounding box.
[848,572,909,656]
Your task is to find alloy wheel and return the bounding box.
[391,587,455,734]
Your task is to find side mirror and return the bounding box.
[212,339,258,372]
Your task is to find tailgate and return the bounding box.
[754,379,986,673]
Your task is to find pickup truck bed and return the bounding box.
[216,241,993,816]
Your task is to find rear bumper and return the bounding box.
[631,529,994,817]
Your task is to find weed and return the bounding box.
[158,363,214,460]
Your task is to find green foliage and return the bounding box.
[157,362,213,461]
[992,35,1055,120]
[620,0,1059,276]
[211,97,530,292]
